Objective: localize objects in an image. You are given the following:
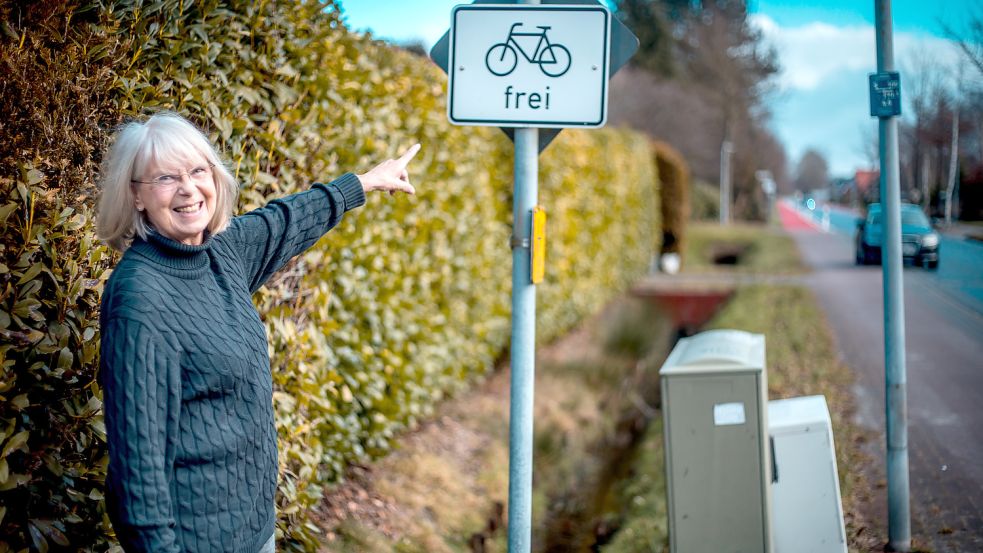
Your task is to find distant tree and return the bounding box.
[746,121,791,194]
[611,0,783,220]
[608,67,721,179]
[963,87,983,172]
[900,50,958,208]
[894,49,983,215]
[942,5,983,77]
[396,39,428,58]
[681,3,779,220]
[936,5,983,219]
[615,0,675,76]
[795,149,829,192]
[858,121,879,170]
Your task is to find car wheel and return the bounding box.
[927,259,939,270]
[860,245,871,265]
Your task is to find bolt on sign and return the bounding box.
[448,4,611,128]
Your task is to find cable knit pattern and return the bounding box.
[99,174,365,553]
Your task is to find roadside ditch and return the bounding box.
[314,223,879,552]
[314,294,678,553]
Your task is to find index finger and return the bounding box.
[396,143,422,166]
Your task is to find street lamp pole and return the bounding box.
[874,1,911,550]
[719,139,733,224]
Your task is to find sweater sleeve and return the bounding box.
[100,316,182,553]
[222,173,366,293]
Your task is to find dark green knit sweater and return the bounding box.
[99,174,365,552]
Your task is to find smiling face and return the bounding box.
[132,157,217,246]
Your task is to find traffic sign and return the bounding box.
[429,4,638,551]
[869,71,901,117]
[430,0,638,152]
[448,4,610,128]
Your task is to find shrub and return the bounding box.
[0,1,660,550]
[651,140,689,254]
[0,2,126,549]
[689,179,720,221]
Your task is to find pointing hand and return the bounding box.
[356,144,421,196]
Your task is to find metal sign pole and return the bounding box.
[874,1,911,550]
[431,4,635,550]
[508,125,538,553]
[507,6,540,552]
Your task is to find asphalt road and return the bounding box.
[780,201,983,552]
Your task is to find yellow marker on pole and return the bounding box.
[531,206,546,284]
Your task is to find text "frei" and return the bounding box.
[504,86,551,109]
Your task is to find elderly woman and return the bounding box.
[96,112,418,552]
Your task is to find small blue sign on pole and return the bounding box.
[869,71,901,118]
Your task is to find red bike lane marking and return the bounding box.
[777,200,821,232]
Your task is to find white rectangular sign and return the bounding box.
[713,402,747,426]
[448,4,611,128]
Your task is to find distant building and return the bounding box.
[855,170,878,197]
[827,170,878,206]
[829,177,853,203]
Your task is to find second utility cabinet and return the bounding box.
[768,395,847,553]
[660,329,772,553]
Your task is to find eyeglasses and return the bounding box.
[131,163,215,189]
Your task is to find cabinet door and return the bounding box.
[665,373,767,552]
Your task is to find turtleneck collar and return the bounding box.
[128,229,213,274]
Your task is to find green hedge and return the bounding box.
[0,1,659,550]
[690,179,720,221]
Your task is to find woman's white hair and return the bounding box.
[97,112,239,252]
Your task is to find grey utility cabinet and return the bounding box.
[660,329,772,553]
[769,395,847,553]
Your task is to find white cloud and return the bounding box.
[751,14,963,93]
[752,14,874,91]
[751,14,970,175]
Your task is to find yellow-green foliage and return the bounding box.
[689,179,719,221]
[651,140,690,254]
[539,131,658,334]
[0,1,659,550]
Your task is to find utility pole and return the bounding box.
[873,1,911,550]
[719,139,733,224]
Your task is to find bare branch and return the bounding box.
[939,8,983,77]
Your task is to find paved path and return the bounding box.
[778,200,983,552]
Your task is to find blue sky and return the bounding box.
[339,0,978,177]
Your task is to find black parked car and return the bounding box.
[855,203,940,269]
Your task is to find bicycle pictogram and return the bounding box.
[485,23,572,77]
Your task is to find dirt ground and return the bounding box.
[314,300,648,553]
[313,303,617,552]
[314,372,511,547]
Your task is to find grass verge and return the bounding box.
[707,285,876,551]
[601,285,876,552]
[683,222,805,274]
[601,223,879,553]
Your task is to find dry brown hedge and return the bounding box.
[652,139,690,254]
